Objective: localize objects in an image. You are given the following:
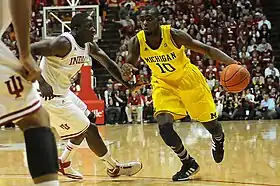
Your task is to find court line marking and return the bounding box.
[0,174,279,186]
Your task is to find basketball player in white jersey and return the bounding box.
[31,13,142,180]
[0,0,59,185]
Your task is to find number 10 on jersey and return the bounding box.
[156,63,176,73]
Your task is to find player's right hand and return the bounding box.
[20,54,41,82]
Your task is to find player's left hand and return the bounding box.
[121,63,138,81]
[38,77,54,100]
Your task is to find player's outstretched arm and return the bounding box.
[31,36,71,57]
[171,28,237,65]
[88,42,132,89]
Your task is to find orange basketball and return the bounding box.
[220,64,250,93]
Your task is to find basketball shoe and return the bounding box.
[172,157,200,181]
[58,158,83,180]
[107,161,143,177]
[211,132,225,163]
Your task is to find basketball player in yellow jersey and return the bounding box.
[121,5,239,181]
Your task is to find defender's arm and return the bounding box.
[31,36,71,58]
[88,42,132,88]
[171,28,237,65]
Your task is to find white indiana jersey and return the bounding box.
[40,32,90,95]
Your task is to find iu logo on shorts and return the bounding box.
[5,76,24,98]
[60,123,70,130]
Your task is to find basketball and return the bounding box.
[220,64,250,93]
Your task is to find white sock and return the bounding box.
[99,151,117,169]
[60,140,79,163]
[35,180,59,186]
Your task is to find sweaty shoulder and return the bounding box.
[170,28,192,49]
[51,36,72,58]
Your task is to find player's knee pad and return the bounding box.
[24,127,58,179]
[158,122,173,136]
[158,122,182,147]
[87,112,96,123]
[202,120,223,135]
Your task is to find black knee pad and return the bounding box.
[88,112,96,123]
[158,122,173,137]
[24,127,58,179]
[158,122,182,148]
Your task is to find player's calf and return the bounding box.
[23,127,59,185]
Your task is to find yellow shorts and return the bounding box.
[151,64,217,122]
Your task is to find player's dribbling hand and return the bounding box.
[20,54,41,82]
[121,63,138,81]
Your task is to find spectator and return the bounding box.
[105,97,121,124]
[124,0,136,10]
[104,84,113,107]
[125,92,142,124]
[264,63,280,79]
[257,38,272,53]
[257,94,277,119]
[119,4,132,20]
[143,89,155,123]
[258,15,271,30]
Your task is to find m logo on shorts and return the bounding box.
[5,76,24,98]
[60,123,70,130]
[210,112,217,119]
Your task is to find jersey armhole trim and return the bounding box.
[56,36,72,59]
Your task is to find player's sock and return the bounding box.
[158,123,190,162]
[35,180,59,186]
[99,151,117,169]
[202,120,224,141]
[60,140,79,163]
[174,145,190,163]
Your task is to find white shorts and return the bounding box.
[0,66,41,124]
[41,90,90,140]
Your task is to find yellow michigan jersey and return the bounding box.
[137,25,217,122]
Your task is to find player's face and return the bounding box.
[139,10,158,34]
[79,16,95,42]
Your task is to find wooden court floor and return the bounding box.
[0,120,279,186]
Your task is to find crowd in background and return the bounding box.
[1,0,280,125]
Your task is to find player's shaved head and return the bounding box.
[139,5,160,34]
[71,12,91,29]
[70,12,95,45]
